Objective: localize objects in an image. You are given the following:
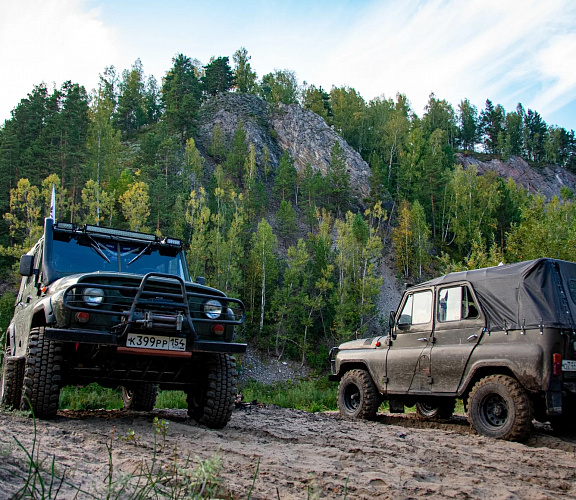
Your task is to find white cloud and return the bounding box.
[315,0,576,123]
[0,0,118,122]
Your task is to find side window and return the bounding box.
[398,290,432,326]
[438,285,478,322]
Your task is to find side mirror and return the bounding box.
[388,311,397,339]
[19,255,34,276]
[196,276,206,286]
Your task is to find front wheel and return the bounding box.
[467,374,532,441]
[337,369,381,420]
[415,398,456,420]
[186,354,237,429]
[20,327,62,419]
[122,384,158,411]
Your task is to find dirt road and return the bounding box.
[1,406,575,499]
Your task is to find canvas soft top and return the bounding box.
[409,258,576,332]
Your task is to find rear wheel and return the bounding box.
[20,327,62,419]
[415,398,456,420]
[122,384,158,411]
[0,347,25,409]
[467,374,532,441]
[186,354,237,429]
[337,369,381,420]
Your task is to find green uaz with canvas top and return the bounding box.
[330,259,576,441]
[1,217,246,429]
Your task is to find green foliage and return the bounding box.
[260,69,299,105]
[240,377,337,412]
[506,195,576,262]
[202,56,235,96]
[327,141,350,215]
[0,291,15,337]
[273,150,297,202]
[162,53,202,140]
[302,84,332,120]
[233,47,258,94]
[59,383,123,410]
[276,200,297,240]
[119,180,150,231]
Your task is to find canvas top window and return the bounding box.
[437,285,479,322]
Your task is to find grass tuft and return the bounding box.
[240,376,338,412]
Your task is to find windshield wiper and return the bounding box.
[127,243,151,266]
[87,235,111,263]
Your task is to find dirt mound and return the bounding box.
[1,406,575,499]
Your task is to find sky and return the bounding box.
[1,0,576,131]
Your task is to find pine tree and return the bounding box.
[162,54,202,141]
[233,47,257,94]
[202,57,235,96]
[273,151,297,202]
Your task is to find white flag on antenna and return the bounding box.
[49,184,56,220]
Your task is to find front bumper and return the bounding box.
[44,327,247,354]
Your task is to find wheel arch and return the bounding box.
[334,361,373,381]
[459,365,519,408]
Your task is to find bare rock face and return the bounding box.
[196,94,371,202]
[458,153,576,199]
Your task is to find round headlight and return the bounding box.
[83,287,104,306]
[204,299,222,319]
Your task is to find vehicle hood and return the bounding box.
[338,337,386,350]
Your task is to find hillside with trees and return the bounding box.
[1,48,576,365]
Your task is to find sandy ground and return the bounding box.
[1,406,576,499]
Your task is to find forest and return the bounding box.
[1,47,576,366]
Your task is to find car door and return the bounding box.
[429,283,484,393]
[386,289,434,394]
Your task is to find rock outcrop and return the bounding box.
[457,153,576,199]
[196,94,371,202]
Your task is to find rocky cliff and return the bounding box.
[457,153,576,199]
[196,94,371,202]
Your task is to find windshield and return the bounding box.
[51,233,187,280]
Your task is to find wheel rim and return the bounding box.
[122,387,134,407]
[481,393,509,428]
[417,401,438,417]
[343,383,361,411]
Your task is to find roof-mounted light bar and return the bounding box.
[53,221,183,247]
[54,222,75,231]
[85,224,158,242]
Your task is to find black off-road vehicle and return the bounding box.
[1,218,245,428]
[330,259,576,441]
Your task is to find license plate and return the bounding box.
[562,359,576,371]
[126,333,186,351]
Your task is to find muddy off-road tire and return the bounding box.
[122,384,158,411]
[20,327,62,419]
[415,398,456,420]
[467,374,532,441]
[338,369,381,420]
[0,348,25,409]
[186,353,237,429]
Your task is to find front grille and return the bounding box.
[63,273,245,336]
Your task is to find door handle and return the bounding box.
[417,337,428,342]
[467,334,478,342]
